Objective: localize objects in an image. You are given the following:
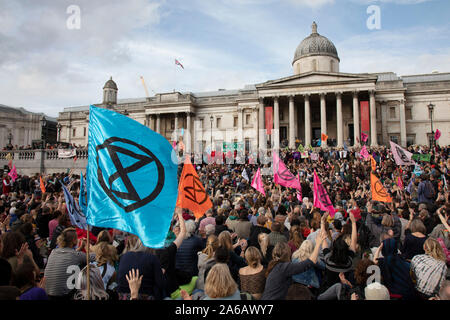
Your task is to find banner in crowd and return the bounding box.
[273,152,301,190]
[251,168,265,196]
[79,172,87,214]
[371,173,392,203]
[435,129,441,140]
[265,107,273,135]
[413,164,423,176]
[62,183,89,230]
[8,165,17,182]
[177,157,213,219]
[313,170,336,216]
[310,153,319,161]
[412,153,431,162]
[360,145,369,160]
[86,105,178,248]
[390,141,415,166]
[58,148,77,158]
[361,132,368,143]
[397,176,404,190]
[360,101,370,137]
[297,144,304,152]
[339,151,347,159]
[223,142,244,152]
[40,176,46,193]
[242,168,249,182]
[301,151,309,159]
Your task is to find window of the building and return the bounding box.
[390,107,396,119]
[83,127,86,137]
[390,135,399,144]
[199,118,203,128]
[407,134,415,147]
[245,138,250,152]
[233,116,238,127]
[406,107,412,120]
[311,59,317,71]
[171,120,175,130]
[245,114,250,125]
[216,117,221,128]
[72,128,76,137]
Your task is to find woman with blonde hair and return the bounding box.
[93,241,119,291]
[239,246,266,299]
[291,240,325,291]
[197,235,219,290]
[73,265,110,300]
[411,238,448,299]
[204,263,241,300]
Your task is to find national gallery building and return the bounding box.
[57,22,450,153]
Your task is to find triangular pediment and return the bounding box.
[257,72,377,88]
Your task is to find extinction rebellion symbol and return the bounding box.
[96,137,165,212]
[183,173,208,205]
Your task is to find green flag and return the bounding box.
[297,144,304,152]
[412,154,431,162]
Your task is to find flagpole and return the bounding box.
[86,224,90,300]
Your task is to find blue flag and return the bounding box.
[61,182,89,230]
[343,142,348,151]
[79,171,87,214]
[317,139,321,147]
[86,105,178,248]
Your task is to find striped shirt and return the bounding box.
[44,247,95,297]
[411,254,447,297]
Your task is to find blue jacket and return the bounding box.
[175,235,204,276]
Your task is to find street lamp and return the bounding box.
[7,132,12,145]
[428,103,435,147]
[40,116,47,149]
[210,115,214,152]
[56,123,62,143]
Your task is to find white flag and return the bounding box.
[389,141,415,166]
[242,168,249,182]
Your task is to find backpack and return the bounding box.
[424,181,436,199]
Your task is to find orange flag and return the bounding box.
[176,157,213,218]
[370,155,377,172]
[321,133,328,141]
[40,176,46,194]
[371,173,392,203]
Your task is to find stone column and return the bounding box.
[369,90,377,146]
[352,91,360,147]
[238,107,244,142]
[174,113,178,138]
[304,94,311,146]
[320,93,327,147]
[381,102,388,146]
[336,92,343,148]
[258,98,265,151]
[399,99,407,147]
[156,114,161,134]
[186,112,191,154]
[289,95,295,149]
[273,96,280,150]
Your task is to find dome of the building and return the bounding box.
[293,22,339,64]
[103,77,118,90]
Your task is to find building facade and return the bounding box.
[57,22,450,152]
[0,104,57,150]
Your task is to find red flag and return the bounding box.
[321,133,328,141]
[435,129,441,140]
[265,107,273,135]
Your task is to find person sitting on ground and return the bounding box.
[238,246,266,300]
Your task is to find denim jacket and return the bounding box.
[291,258,325,288]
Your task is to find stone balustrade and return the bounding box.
[0,149,88,175]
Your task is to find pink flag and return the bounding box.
[251,168,265,196]
[296,174,302,202]
[389,141,415,166]
[397,176,404,190]
[273,152,301,190]
[313,170,336,216]
[172,141,177,149]
[360,145,369,160]
[361,132,368,142]
[435,129,441,140]
[8,165,17,182]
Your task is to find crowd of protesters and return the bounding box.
[0,143,449,300]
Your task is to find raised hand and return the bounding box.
[126,268,143,300]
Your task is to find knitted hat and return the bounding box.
[364,282,390,300]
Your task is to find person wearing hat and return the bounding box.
[361,282,390,300]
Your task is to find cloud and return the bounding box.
[287,0,335,7]
[349,0,433,4]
